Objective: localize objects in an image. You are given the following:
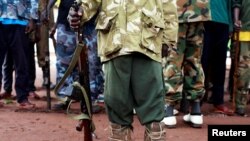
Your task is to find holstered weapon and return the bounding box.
[231,30,240,112]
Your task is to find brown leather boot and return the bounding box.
[144,122,166,141]
[108,122,132,141]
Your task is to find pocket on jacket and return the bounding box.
[96,11,118,32]
[141,10,165,54]
[96,12,121,56]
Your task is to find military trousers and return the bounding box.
[104,54,165,126]
[235,41,250,110]
[55,24,79,97]
[82,17,104,101]
[162,22,205,105]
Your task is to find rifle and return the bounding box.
[72,1,94,140]
[53,1,95,139]
[44,0,52,110]
[231,30,240,112]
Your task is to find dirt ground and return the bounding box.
[0,52,250,141]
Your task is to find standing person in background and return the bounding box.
[162,0,209,128]
[82,14,105,112]
[0,26,40,101]
[68,0,178,140]
[41,0,79,110]
[43,0,104,113]
[0,51,14,100]
[0,0,39,109]
[201,0,234,115]
[232,0,250,116]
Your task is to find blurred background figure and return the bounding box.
[201,0,233,115]
[231,0,250,116]
[162,0,209,128]
[0,0,39,109]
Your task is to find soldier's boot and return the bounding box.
[108,122,132,141]
[144,122,166,141]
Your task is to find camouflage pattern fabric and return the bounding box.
[162,22,205,105]
[177,0,211,23]
[231,0,250,111]
[0,0,38,20]
[56,23,104,100]
[78,0,178,63]
[234,42,250,110]
[55,24,79,97]
[83,19,104,100]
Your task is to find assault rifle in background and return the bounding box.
[44,0,52,110]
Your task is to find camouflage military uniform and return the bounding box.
[232,0,250,115]
[162,0,211,105]
[75,0,178,140]
[50,0,78,99]
[55,23,79,98]
[56,1,104,102]
[82,16,104,101]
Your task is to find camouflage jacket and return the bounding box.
[79,0,178,62]
[0,0,38,20]
[177,0,211,23]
